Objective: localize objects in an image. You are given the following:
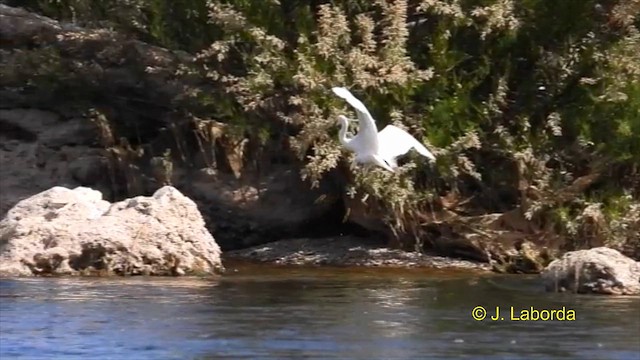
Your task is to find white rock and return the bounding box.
[541,247,640,295]
[0,186,223,276]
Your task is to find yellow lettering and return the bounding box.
[541,309,550,321]
[491,306,501,321]
[499,306,576,321]
[510,307,520,320]
[527,308,535,320]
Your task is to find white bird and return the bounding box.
[332,87,436,172]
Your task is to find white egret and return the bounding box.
[332,87,436,172]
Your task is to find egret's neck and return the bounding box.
[338,116,351,146]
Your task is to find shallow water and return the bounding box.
[1,263,639,359]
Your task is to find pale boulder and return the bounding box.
[541,247,640,295]
[0,186,223,276]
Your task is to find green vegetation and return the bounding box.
[6,0,640,256]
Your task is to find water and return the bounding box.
[1,262,639,360]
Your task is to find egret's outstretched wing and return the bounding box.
[377,125,436,165]
[331,87,379,153]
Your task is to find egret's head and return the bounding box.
[337,115,350,127]
[338,115,353,126]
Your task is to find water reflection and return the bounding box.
[356,279,425,339]
[1,267,638,360]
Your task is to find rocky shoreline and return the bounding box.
[1,185,638,296]
[0,185,488,275]
[225,236,490,271]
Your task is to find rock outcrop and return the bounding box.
[541,247,640,295]
[0,108,108,217]
[0,186,223,277]
[0,4,339,251]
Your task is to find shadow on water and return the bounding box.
[1,263,639,360]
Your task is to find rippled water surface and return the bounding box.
[1,262,639,359]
